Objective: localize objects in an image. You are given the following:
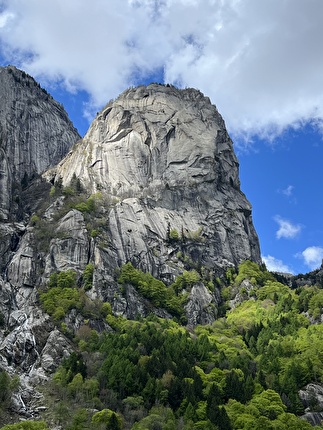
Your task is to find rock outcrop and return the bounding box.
[299,384,323,425]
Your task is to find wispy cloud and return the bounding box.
[277,184,297,204]
[0,0,323,140]
[274,215,301,239]
[281,185,294,197]
[298,246,323,270]
[262,255,293,273]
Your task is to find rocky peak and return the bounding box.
[51,84,240,200]
[48,83,261,276]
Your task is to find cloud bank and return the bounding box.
[0,0,323,139]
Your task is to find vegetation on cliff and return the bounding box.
[2,261,323,429]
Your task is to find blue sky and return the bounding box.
[0,0,323,274]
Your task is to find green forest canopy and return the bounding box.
[2,260,323,429]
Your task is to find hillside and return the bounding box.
[0,67,323,429]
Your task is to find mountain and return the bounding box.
[2,68,321,429]
[46,84,261,276]
[0,68,260,421]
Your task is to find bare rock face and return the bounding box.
[50,84,261,276]
[0,66,80,221]
[185,283,220,327]
[44,209,90,274]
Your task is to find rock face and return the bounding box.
[299,384,323,425]
[0,76,262,419]
[0,65,80,222]
[48,84,261,278]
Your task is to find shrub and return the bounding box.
[169,228,180,241]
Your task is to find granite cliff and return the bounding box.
[0,66,80,274]
[0,68,262,420]
[47,84,261,277]
[0,66,80,222]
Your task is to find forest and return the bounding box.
[1,260,323,429]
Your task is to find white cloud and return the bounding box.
[1,0,323,139]
[300,246,323,270]
[274,215,301,239]
[262,255,293,274]
[281,185,294,197]
[0,11,13,28]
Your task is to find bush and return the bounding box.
[169,228,180,241]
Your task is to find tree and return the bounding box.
[0,370,11,404]
[108,412,122,430]
[92,409,122,429]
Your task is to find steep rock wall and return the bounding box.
[0,66,80,221]
[49,84,261,276]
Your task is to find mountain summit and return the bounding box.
[47,84,261,277]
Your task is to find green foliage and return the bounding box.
[49,185,56,197]
[24,261,323,429]
[0,311,5,327]
[0,422,49,430]
[234,260,274,287]
[226,389,316,430]
[92,409,122,429]
[0,370,19,415]
[256,280,292,301]
[30,214,40,226]
[118,262,188,319]
[73,193,101,214]
[169,228,180,241]
[40,270,103,322]
[55,270,77,289]
[0,371,11,405]
[40,286,82,320]
[308,289,323,318]
[30,214,56,252]
[83,263,94,291]
[132,406,176,430]
[172,270,201,294]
